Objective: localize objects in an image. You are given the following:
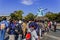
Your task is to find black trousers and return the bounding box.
[54,25,56,32]
[15,35,18,40]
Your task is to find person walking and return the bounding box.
[53,21,57,32]
[0,17,9,40]
[28,19,40,40]
[22,20,27,40]
[30,25,39,40]
[7,19,16,40]
[15,20,23,40]
[48,21,51,32]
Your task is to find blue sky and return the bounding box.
[0,0,60,16]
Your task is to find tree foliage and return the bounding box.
[56,12,60,22]
[24,13,36,21]
[45,12,60,22]
[10,10,60,22]
[10,10,24,20]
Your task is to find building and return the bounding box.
[0,16,11,20]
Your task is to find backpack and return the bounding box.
[15,23,23,35]
[45,22,48,28]
[0,23,6,30]
[26,32,31,40]
[48,22,51,27]
[8,23,16,34]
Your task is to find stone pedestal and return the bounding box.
[35,16,49,21]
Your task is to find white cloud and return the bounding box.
[21,0,33,5]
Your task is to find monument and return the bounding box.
[35,8,48,21]
[37,8,47,17]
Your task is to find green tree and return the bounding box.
[45,12,57,21]
[10,13,16,19]
[56,12,60,22]
[10,10,24,20]
[24,13,36,21]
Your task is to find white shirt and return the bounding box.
[31,30,38,40]
[19,20,22,24]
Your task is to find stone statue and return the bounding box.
[37,8,47,17]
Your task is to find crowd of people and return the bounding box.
[0,17,57,40]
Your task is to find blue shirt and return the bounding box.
[0,20,9,29]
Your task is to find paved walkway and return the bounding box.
[41,26,60,40]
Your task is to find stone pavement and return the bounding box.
[41,26,60,40]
